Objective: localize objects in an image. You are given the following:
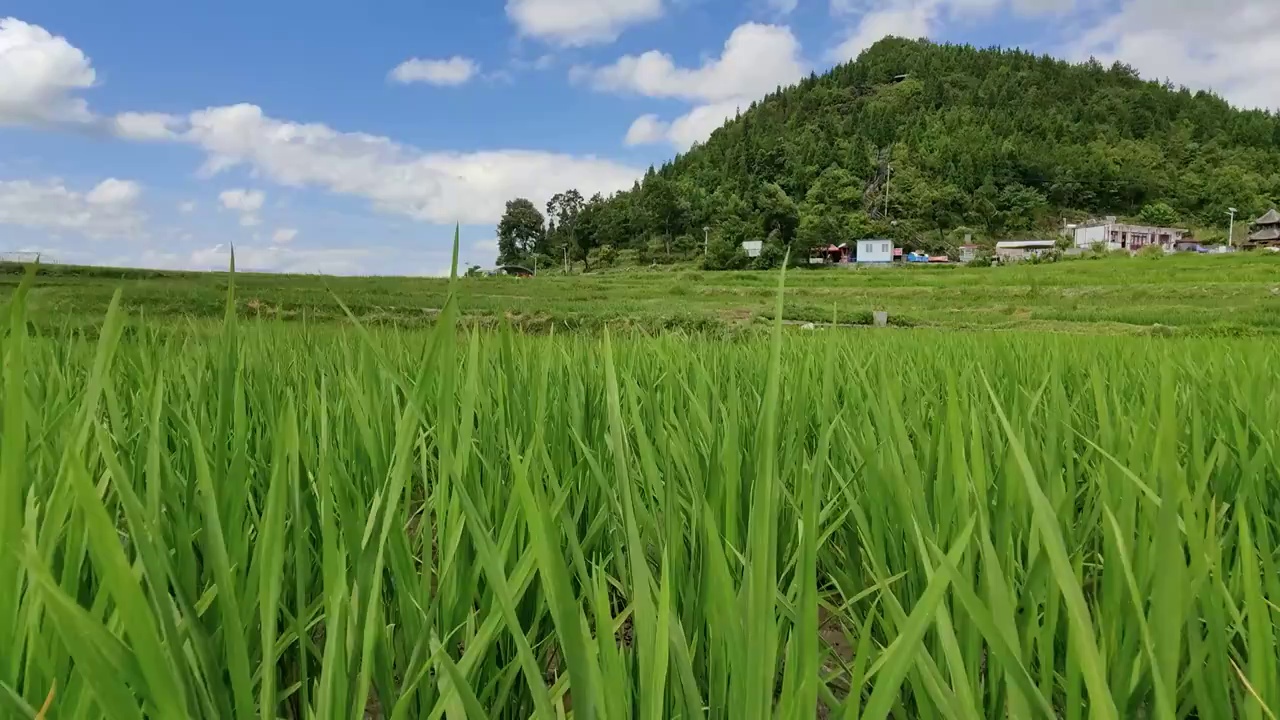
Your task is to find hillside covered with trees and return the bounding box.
[498,37,1280,269]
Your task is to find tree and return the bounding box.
[1138,202,1180,227]
[757,183,800,244]
[545,190,586,255]
[493,39,1280,253]
[703,234,748,270]
[497,199,544,265]
[642,176,683,246]
[755,230,786,270]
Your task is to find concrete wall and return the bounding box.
[1074,225,1109,249]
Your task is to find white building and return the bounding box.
[857,239,893,264]
[1073,217,1188,252]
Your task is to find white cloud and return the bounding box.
[624,114,671,146]
[825,0,1280,111]
[829,2,936,61]
[135,103,642,225]
[827,0,1074,62]
[272,227,298,244]
[585,23,806,149]
[389,56,479,86]
[179,200,196,213]
[86,178,141,205]
[666,100,747,149]
[506,0,663,46]
[583,23,807,102]
[112,111,183,140]
[220,188,264,227]
[769,0,800,14]
[219,188,265,212]
[0,177,144,239]
[1068,0,1280,111]
[0,17,96,125]
[188,243,371,275]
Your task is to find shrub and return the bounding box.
[702,235,749,271]
[596,244,618,267]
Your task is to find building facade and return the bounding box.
[995,240,1056,262]
[1073,217,1188,252]
[857,239,893,263]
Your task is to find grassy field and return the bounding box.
[5,251,1280,335]
[1,261,1277,719]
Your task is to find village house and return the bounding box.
[995,240,1056,262]
[958,244,980,263]
[1072,217,1189,252]
[1245,209,1280,250]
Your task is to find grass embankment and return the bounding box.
[1,263,1277,718]
[4,251,1280,335]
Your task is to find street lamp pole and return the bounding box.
[1228,207,1238,248]
[703,226,710,256]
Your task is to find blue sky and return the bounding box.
[0,0,1273,274]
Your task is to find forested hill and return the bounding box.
[499,38,1280,267]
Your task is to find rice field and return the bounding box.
[1,262,1278,719]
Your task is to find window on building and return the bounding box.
[881,243,889,253]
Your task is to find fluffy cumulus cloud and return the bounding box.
[506,0,663,46]
[0,177,144,239]
[828,2,935,61]
[0,17,96,125]
[145,103,643,225]
[1067,0,1280,111]
[624,114,670,146]
[827,0,1078,62]
[825,0,1279,111]
[389,56,479,86]
[585,23,807,102]
[112,111,184,140]
[272,227,298,244]
[583,23,807,149]
[0,19,643,237]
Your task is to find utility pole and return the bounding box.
[703,226,710,256]
[1228,207,1238,248]
[884,164,892,219]
[563,245,569,274]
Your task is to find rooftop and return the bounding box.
[996,240,1057,249]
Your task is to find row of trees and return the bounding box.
[499,38,1280,270]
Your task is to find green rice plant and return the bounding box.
[0,246,1277,719]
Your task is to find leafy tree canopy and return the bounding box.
[499,38,1280,263]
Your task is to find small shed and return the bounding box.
[857,239,893,264]
[995,240,1056,262]
[959,244,980,263]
